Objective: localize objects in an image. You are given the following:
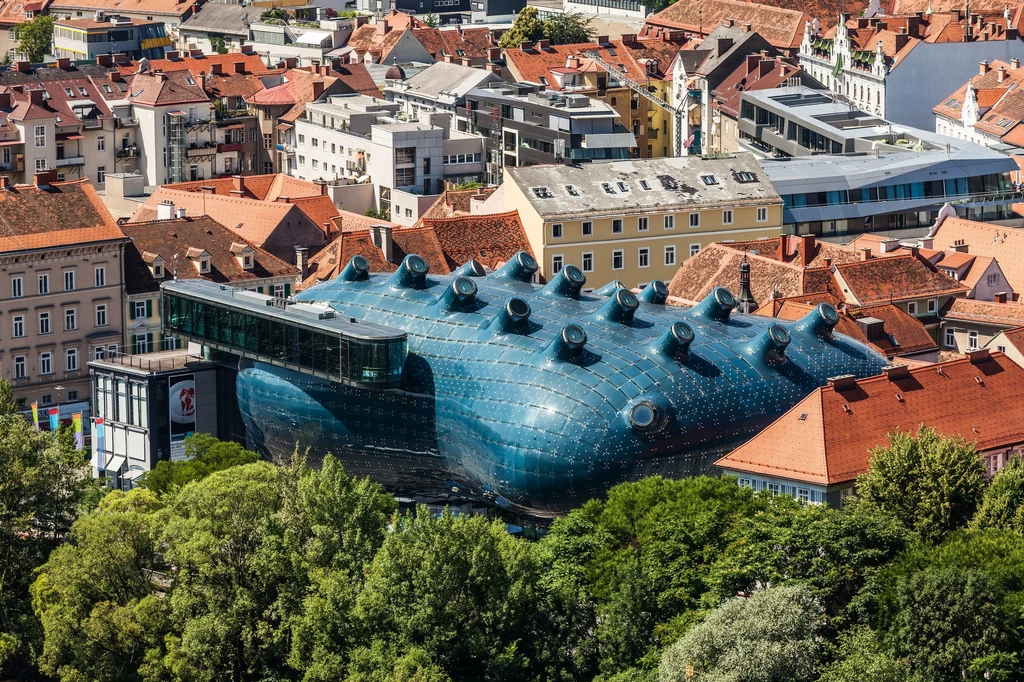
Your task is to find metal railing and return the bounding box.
[91,350,200,373]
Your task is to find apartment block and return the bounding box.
[0,173,127,416]
[52,13,171,61]
[501,154,783,289]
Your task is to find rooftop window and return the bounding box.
[639,179,651,190]
[616,181,628,192]
[532,186,554,199]
[658,175,678,191]
[700,174,718,185]
[601,182,616,194]
[565,184,580,197]
[735,171,757,183]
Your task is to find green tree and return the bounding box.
[354,506,549,682]
[422,12,438,27]
[32,488,168,682]
[498,7,544,49]
[365,206,391,221]
[852,426,986,542]
[818,626,911,682]
[539,476,764,676]
[209,35,228,54]
[705,497,905,632]
[542,12,593,45]
[658,585,820,682]
[141,433,258,495]
[15,14,53,63]
[972,454,1024,533]
[1,398,95,677]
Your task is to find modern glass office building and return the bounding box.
[206,252,890,515]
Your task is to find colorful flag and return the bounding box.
[31,402,38,429]
[48,408,59,432]
[72,413,83,451]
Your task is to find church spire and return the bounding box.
[737,254,758,314]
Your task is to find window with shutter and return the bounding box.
[145,299,152,318]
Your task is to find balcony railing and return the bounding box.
[83,119,104,129]
[218,142,244,153]
[186,145,216,158]
[55,156,85,167]
[116,145,139,159]
[216,108,254,121]
[276,143,295,153]
[117,117,140,127]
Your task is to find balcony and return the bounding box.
[116,145,139,159]
[216,107,254,121]
[55,156,85,167]
[276,143,295,154]
[186,145,216,158]
[83,118,104,129]
[117,117,140,127]
[218,142,244,153]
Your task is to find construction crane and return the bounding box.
[583,50,687,157]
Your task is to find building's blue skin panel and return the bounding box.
[236,253,888,515]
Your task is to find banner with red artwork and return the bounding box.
[168,374,196,461]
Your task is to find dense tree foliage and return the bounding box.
[4,422,1024,682]
[659,585,820,682]
[0,393,94,678]
[498,7,544,49]
[852,426,986,542]
[141,433,258,495]
[14,14,52,63]
[542,12,594,45]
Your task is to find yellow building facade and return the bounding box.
[503,155,783,290]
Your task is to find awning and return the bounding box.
[296,30,331,45]
[275,122,293,130]
[56,132,84,140]
[581,132,638,149]
[103,454,126,472]
[123,468,147,481]
[220,123,244,130]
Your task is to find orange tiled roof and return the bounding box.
[0,0,51,24]
[423,210,534,272]
[128,70,209,106]
[122,215,297,295]
[412,25,495,61]
[0,178,126,252]
[928,216,1024,293]
[997,325,1024,354]
[116,52,270,78]
[713,54,808,117]
[303,226,448,287]
[504,39,650,91]
[944,298,1024,326]
[50,0,194,17]
[833,254,966,305]
[329,209,401,234]
[717,351,1024,485]
[643,0,810,49]
[291,195,341,233]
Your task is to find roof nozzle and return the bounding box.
[594,288,639,323]
[690,287,736,322]
[655,321,695,358]
[594,280,625,296]
[487,297,532,333]
[545,324,587,362]
[452,259,487,277]
[491,251,538,282]
[746,324,791,367]
[338,254,370,282]
[637,280,669,304]
[437,276,478,312]
[794,302,840,339]
[386,254,430,289]
[540,265,586,298]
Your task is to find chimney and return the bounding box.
[233,61,245,74]
[211,63,223,75]
[232,174,245,194]
[15,61,29,74]
[860,247,872,260]
[596,35,609,46]
[621,33,637,45]
[285,57,297,69]
[980,60,991,74]
[276,196,291,203]
[724,17,735,27]
[757,59,774,77]
[488,46,500,61]
[201,186,215,194]
[537,39,550,50]
[0,177,8,190]
[55,58,71,70]
[113,53,127,65]
[824,257,833,268]
[919,236,934,249]
[355,15,368,27]
[995,291,1009,303]
[34,169,57,187]
[312,80,325,98]
[878,237,900,253]
[443,54,455,63]
[950,239,969,253]
[96,54,112,66]
[998,65,1008,82]
[331,58,342,71]
[189,49,203,58]
[520,40,533,51]
[717,37,733,56]
[313,178,327,195]
[799,234,816,267]
[968,348,991,364]
[176,207,187,219]
[1013,58,1020,70]
[0,92,10,109]
[369,224,393,262]
[157,199,175,220]
[746,53,759,74]
[856,316,886,341]
[882,364,911,381]
[241,44,255,55]
[109,71,122,82]
[295,246,309,280]
[28,89,44,105]
[165,50,180,60]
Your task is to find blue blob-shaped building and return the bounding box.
[212,251,889,515]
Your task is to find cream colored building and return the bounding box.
[500,155,783,290]
[0,173,127,415]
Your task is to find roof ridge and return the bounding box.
[420,209,519,225]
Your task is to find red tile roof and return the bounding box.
[115,53,271,79]
[128,70,209,106]
[412,25,495,61]
[928,216,1024,293]
[833,254,966,304]
[504,39,651,91]
[418,187,496,220]
[303,226,448,287]
[944,298,1024,326]
[0,178,126,252]
[0,0,51,24]
[712,54,809,117]
[122,215,297,295]
[422,210,534,272]
[50,0,194,16]
[643,0,810,49]
[717,351,1024,485]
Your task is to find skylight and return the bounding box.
[616,181,628,192]
[601,182,616,194]
[735,171,757,183]
[78,87,87,96]
[565,185,580,197]
[658,175,678,191]
[532,186,554,199]
[639,179,651,190]
[700,174,718,185]
[185,77,196,86]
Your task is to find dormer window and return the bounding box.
[230,242,254,271]
[153,264,164,278]
[142,251,167,279]
[186,247,212,274]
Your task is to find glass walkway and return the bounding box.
[161,280,407,389]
